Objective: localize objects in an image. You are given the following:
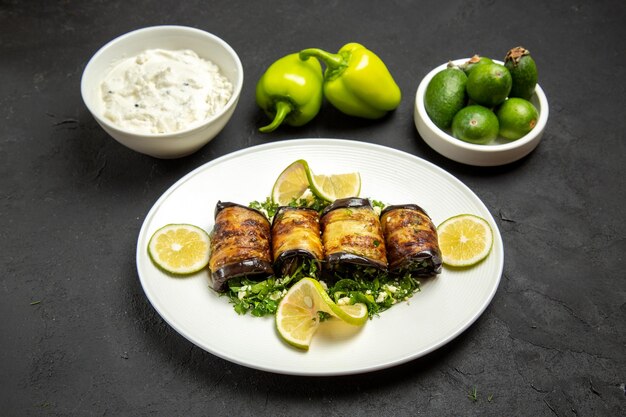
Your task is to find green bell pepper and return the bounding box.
[255,53,324,133]
[299,43,401,119]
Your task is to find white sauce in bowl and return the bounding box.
[99,49,233,134]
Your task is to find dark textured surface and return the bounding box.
[1,0,625,416]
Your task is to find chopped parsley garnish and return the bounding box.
[249,191,330,221]
[325,272,421,318]
[249,196,279,218]
[223,260,319,316]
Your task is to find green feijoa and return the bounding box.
[460,55,494,76]
[424,67,468,130]
[504,46,538,100]
[496,97,539,140]
[451,105,499,145]
[466,63,512,108]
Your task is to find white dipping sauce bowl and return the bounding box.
[414,58,548,166]
[81,25,243,159]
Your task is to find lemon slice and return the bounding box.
[271,159,314,206]
[275,278,367,350]
[309,172,361,202]
[437,214,493,267]
[147,224,211,274]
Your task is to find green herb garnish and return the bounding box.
[324,270,420,318]
[371,199,386,210]
[249,191,330,222]
[289,192,330,213]
[222,260,319,316]
[249,197,279,219]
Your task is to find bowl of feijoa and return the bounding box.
[414,47,549,166]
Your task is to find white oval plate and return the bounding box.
[136,139,504,376]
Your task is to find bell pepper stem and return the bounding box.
[259,100,292,133]
[299,48,346,70]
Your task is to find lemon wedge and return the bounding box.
[147,224,211,274]
[275,278,367,350]
[309,172,361,202]
[271,159,361,205]
[271,159,313,206]
[437,214,493,267]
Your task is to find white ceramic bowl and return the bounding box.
[414,58,548,166]
[81,26,243,159]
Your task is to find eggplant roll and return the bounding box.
[380,204,442,276]
[271,206,323,277]
[320,197,387,274]
[208,201,273,292]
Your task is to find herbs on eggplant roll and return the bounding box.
[380,204,442,276]
[271,206,323,278]
[208,201,273,292]
[320,197,387,280]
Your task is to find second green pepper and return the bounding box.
[255,53,324,133]
[299,43,402,119]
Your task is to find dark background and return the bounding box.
[1,0,625,416]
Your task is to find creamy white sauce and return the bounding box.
[100,49,233,134]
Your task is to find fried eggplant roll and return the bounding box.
[208,201,273,292]
[380,204,442,276]
[320,197,387,275]
[271,206,323,277]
